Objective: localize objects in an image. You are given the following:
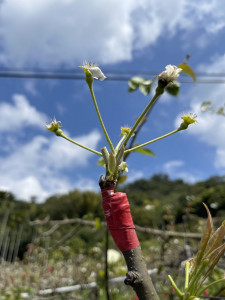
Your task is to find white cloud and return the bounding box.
[0,94,46,132]
[0,0,224,66]
[0,93,102,201]
[163,160,184,174]
[126,169,144,183]
[0,130,101,202]
[73,177,98,192]
[163,160,200,183]
[175,54,225,171]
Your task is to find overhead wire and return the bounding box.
[0,67,225,83]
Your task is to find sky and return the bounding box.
[0,0,225,202]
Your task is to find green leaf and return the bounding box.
[191,204,213,276]
[205,220,225,256]
[139,80,152,96]
[197,278,225,297]
[166,81,180,96]
[128,86,137,92]
[203,242,225,281]
[128,76,144,92]
[201,101,212,112]
[143,79,152,85]
[101,146,109,165]
[117,175,127,185]
[178,62,196,82]
[97,157,105,166]
[108,152,116,175]
[217,107,225,115]
[133,145,156,157]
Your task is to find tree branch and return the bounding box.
[29,218,202,239]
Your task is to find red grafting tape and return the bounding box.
[101,186,140,252]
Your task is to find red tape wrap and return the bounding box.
[101,186,140,252]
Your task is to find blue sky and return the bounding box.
[0,0,225,202]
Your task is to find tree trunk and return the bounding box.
[123,245,159,300]
[99,176,159,300]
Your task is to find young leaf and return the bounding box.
[108,152,116,175]
[202,242,225,281]
[197,278,225,297]
[139,80,152,96]
[101,146,109,165]
[116,145,125,168]
[191,204,213,276]
[128,76,144,92]
[217,107,225,115]
[166,81,180,96]
[201,101,212,112]
[97,157,105,166]
[205,220,225,256]
[133,145,156,157]
[128,86,137,93]
[117,175,127,185]
[178,62,196,82]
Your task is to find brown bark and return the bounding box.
[123,245,159,300]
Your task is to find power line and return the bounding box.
[0,68,225,84]
[1,66,225,77]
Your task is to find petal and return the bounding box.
[165,65,174,75]
[89,67,106,81]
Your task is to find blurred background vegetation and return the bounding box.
[0,174,225,299]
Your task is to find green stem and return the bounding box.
[124,129,180,154]
[115,135,126,151]
[185,261,190,290]
[59,132,102,156]
[122,81,166,148]
[168,275,183,298]
[88,83,114,153]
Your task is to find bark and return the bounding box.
[123,245,159,300]
[99,176,159,300]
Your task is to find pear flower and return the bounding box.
[44,118,63,135]
[158,65,182,82]
[179,113,197,130]
[118,161,128,173]
[80,61,106,81]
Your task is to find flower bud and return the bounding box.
[120,127,134,137]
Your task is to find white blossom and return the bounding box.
[81,61,106,81]
[158,65,182,82]
[118,161,128,173]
